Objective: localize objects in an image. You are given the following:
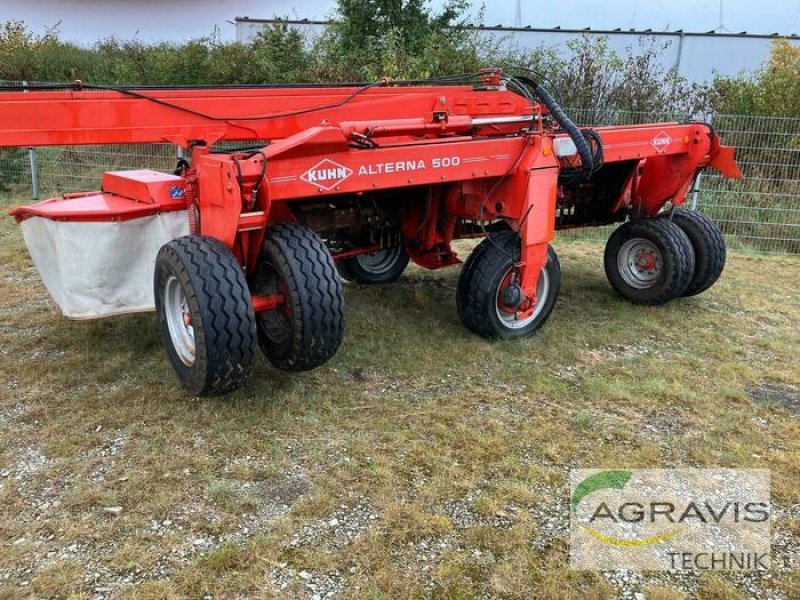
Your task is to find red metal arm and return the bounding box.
[0,84,532,147]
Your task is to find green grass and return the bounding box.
[0,199,798,599]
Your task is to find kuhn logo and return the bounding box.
[301,159,353,191]
[651,131,673,153]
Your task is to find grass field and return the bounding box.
[0,203,798,599]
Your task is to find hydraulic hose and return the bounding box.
[514,75,594,180]
[534,83,594,179]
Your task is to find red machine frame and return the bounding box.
[3,74,738,314]
[1,72,741,394]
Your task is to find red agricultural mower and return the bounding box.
[2,70,740,395]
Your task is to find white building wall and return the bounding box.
[479,29,786,82]
[236,19,799,83]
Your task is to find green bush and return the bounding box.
[311,0,483,81]
[2,3,796,118]
[513,36,704,119]
[713,40,800,118]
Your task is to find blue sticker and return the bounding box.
[169,185,185,200]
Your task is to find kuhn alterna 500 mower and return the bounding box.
[2,71,740,395]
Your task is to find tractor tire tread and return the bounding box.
[457,231,516,337]
[155,235,256,396]
[663,208,726,296]
[457,231,560,339]
[260,224,345,371]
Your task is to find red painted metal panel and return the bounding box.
[260,136,527,201]
[102,170,187,204]
[8,191,186,222]
[10,171,188,222]
[0,85,533,147]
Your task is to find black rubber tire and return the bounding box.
[604,219,695,305]
[339,246,410,284]
[456,231,561,339]
[661,208,726,296]
[252,224,345,371]
[154,236,257,397]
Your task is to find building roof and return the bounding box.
[234,17,800,40]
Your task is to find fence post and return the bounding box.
[20,80,40,200]
[690,171,703,211]
[28,147,39,201]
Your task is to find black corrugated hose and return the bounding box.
[510,75,597,181]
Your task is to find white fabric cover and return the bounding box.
[20,212,189,319]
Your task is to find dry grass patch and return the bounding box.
[0,198,798,598]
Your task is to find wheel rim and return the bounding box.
[164,275,196,366]
[495,266,550,330]
[617,238,663,289]
[355,246,402,275]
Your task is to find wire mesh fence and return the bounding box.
[698,114,800,254]
[1,109,799,254]
[561,111,800,254]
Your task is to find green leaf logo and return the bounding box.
[572,470,680,547]
[571,470,632,513]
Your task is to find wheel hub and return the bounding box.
[637,252,657,270]
[496,267,549,329]
[617,238,663,289]
[501,281,524,309]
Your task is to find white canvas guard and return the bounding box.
[20,211,189,319]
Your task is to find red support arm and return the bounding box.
[0,85,533,147]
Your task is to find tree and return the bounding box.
[714,40,800,118]
[247,22,311,84]
[313,0,481,80]
[0,20,58,81]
